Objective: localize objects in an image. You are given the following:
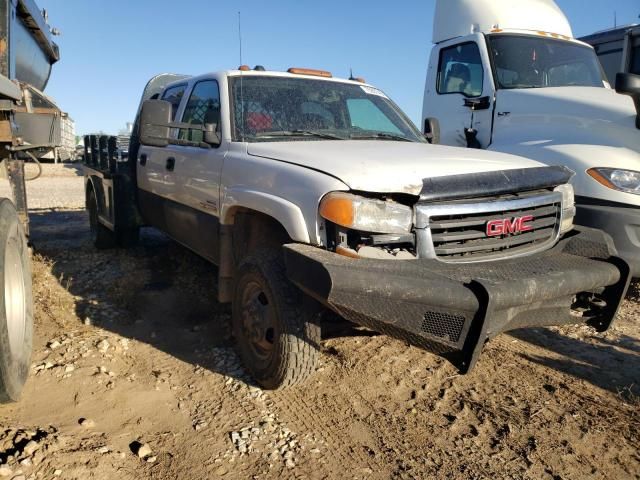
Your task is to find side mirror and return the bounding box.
[139,99,172,147]
[203,123,220,145]
[423,117,440,144]
[616,73,640,129]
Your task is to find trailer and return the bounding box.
[0,0,59,401]
[580,24,640,83]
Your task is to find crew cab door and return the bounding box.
[422,33,496,148]
[136,82,188,231]
[161,79,225,264]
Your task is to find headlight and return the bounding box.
[588,168,640,194]
[319,192,412,234]
[554,184,575,234]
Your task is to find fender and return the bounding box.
[221,187,311,244]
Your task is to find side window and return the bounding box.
[437,43,484,97]
[180,80,221,144]
[161,85,187,120]
[346,99,402,134]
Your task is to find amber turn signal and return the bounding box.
[319,193,354,228]
[287,68,332,78]
[587,168,616,189]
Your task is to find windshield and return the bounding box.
[230,76,425,143]
[487,35,605,89]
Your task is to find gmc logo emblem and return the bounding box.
[486,215,534,237]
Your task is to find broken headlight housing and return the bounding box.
[319,192,412,234]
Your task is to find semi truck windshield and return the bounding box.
[487,35,605,89]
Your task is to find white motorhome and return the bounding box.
[422,0,640,274]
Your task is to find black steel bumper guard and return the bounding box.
[284,227,630,373]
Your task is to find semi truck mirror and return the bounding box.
[616,73,640,129]
[139,99,172,147]
[203,123,220,145]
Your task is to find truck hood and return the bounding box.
[491,87,640,205]
[247,140,542,195]
[494,87,640,151]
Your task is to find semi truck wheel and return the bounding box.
[0,199,33,402]
[87,188,116,249]
[232,249,321,389]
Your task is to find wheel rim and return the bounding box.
[240,280,276,361]
[5,231,26,360]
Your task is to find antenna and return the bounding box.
[238,11,243,66]
[238,11,245,142]
[614,11,617,28]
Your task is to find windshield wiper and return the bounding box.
[350,132,414,142]
[254,130,344,140]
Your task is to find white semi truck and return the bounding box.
[83,67,629,389]
[422,0,640,275]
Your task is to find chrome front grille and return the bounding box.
[415,191,563,262]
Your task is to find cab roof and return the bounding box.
[433,0,573,43]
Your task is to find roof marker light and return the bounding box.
[287,68,332,78]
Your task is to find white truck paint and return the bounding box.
[83,68,630,388]
[422,0,640,274]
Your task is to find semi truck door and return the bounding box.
[422,34,496,148]
[163,79,225,264]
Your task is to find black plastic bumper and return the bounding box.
[284,227,631,373]
[575,203,640,276]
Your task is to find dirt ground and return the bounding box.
[0,165,638,480]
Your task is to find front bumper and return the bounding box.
[284,227,630,373]
[575,203,640,276]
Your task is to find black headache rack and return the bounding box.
[284,227,631,373]
[81,134,140,235]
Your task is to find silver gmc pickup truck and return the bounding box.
[82,66,631,389]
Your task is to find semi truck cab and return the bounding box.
[422,0,640,275]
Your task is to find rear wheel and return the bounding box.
[87,188,117,249]
[232,248,321,389]
[0,199,33,402]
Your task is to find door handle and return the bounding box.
[166,157,175,171]
[139,154,147,166]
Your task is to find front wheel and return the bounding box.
[232,249,321,389]
[0,199,33,402]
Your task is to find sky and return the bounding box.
[37,0,639,137]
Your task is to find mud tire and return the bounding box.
[232,248,321,389]
[0,199,33,402]
[87,188,117,249]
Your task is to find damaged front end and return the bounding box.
[286,166,631,373]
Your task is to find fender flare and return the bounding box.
[221,187,311,244]
[85,175,110,226]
